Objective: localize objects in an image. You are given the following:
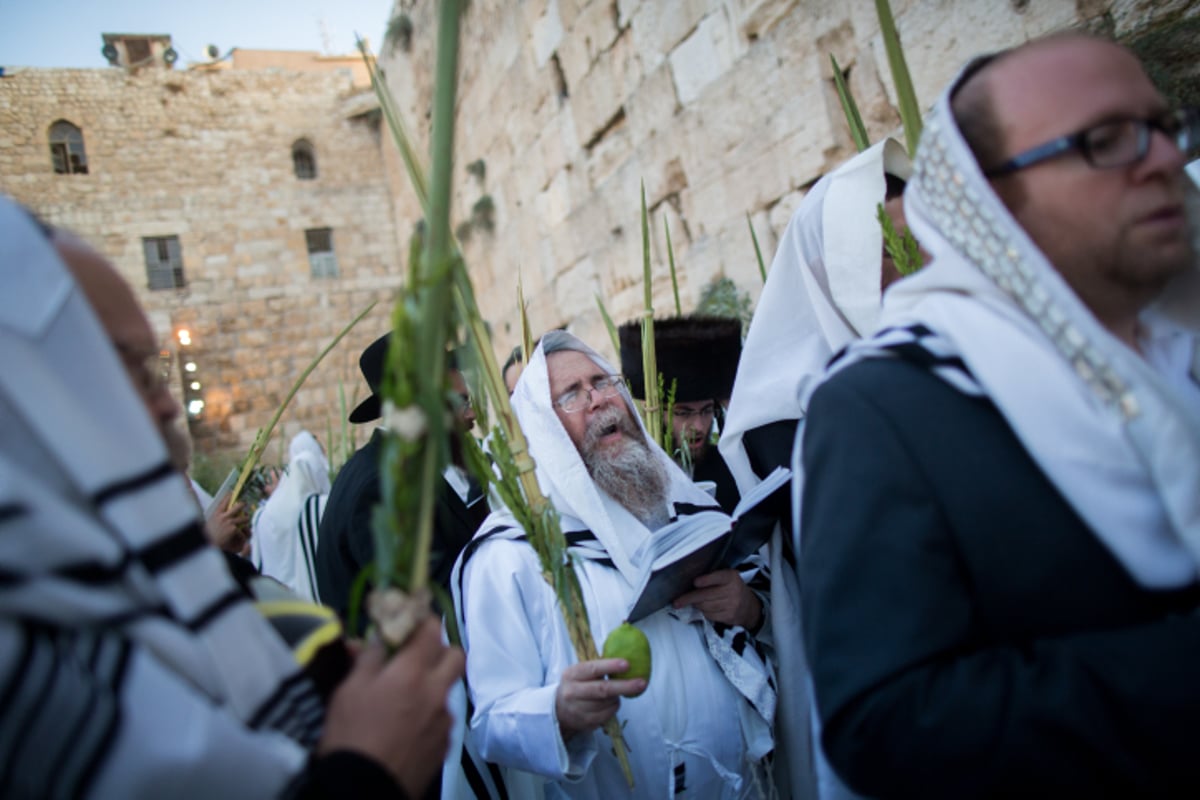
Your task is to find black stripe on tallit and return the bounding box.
[0,622,36,736]
[28,523,204,588]
[876,323,933,339]
[46,631,128,798]
[299,494,322,600]
[0,626,60,793]
[137,522,208,573]
[248,669,322,733]
[456,525,519,603]
[69,636,129,798]
[0,503,26,525]
[56,553,134,585]
[461,695,510,800]
[564,530,599,546]
[92,461,176,507]
[461,745,496,800]
[186,588,246,632]
[671,501,721,519]
[884,341,972,375]
[486,761,509,800]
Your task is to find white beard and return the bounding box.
[582,405,670,529]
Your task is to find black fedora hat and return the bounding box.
[348,333,390,424]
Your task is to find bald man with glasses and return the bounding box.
[797,34,1200,798]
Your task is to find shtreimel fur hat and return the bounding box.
[618,315,742,402]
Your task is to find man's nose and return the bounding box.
[151,384,182,426]
[586,385,609,411]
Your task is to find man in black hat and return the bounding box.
[618,315,742,514]
[315,333,488,628]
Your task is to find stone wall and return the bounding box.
[0,64,404,460]
[1,1,1195,463]
[378,0,1199,362]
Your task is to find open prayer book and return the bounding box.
[205,467,241,520]
[626,466,791,622]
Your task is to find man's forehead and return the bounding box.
[546,349,609,387]
[988,37,1161,144]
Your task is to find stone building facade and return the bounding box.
[0,43,404,461]
[1,2,1196,464]
[379,0,1199,358]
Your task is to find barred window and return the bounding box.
[305,227,338,278]
[49,120,88,175]
[142,236,185,290]
[293,139,317,179]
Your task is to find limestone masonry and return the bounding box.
[2,0,1195,462]
[1,49,403,459]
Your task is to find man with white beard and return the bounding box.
[451,330,775,799]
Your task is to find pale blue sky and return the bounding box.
[0,0,395,69]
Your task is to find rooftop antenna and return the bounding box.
[318,18,333,54]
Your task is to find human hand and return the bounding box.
[554,658,646,741]
[206,498,250,554]
[673,569,762,629]
[319,617,464,798]
[261,466,281,498]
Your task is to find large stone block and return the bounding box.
[668,9,739,106]
[628,0,712,72]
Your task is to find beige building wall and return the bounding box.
[0,62,404,459]
[377,0,1199,362]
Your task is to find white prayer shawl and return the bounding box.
[720,139,912,496]
[0,198,319,798]
[450,332,774,798]
[718,140,909,800]
[834,72,1200,590]
[508,333,721,585]
[252,431,330,601]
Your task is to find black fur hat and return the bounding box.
[618,315,742,402]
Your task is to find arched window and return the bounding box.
[292,139,317,180]
[49,120,88,175]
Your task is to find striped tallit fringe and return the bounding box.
[0,451,323,749]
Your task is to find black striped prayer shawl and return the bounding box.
[0,199,322,798]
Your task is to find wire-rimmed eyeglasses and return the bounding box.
[554,374,624,413]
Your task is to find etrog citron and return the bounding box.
[602,621,651,693]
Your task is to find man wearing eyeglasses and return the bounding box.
[0,204,463,799]
[798,34,1200,798]
[451,330,773,798]
[617,315,744,513]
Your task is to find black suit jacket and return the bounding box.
[800,357,1200,799]
[315,430,487,627]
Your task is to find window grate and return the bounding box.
[142,235,185,290]
[305,227,339,278]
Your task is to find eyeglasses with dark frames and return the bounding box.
[984,107,1200,178]
[554,374,624,413]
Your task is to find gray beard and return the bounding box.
[582,406,670,529]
